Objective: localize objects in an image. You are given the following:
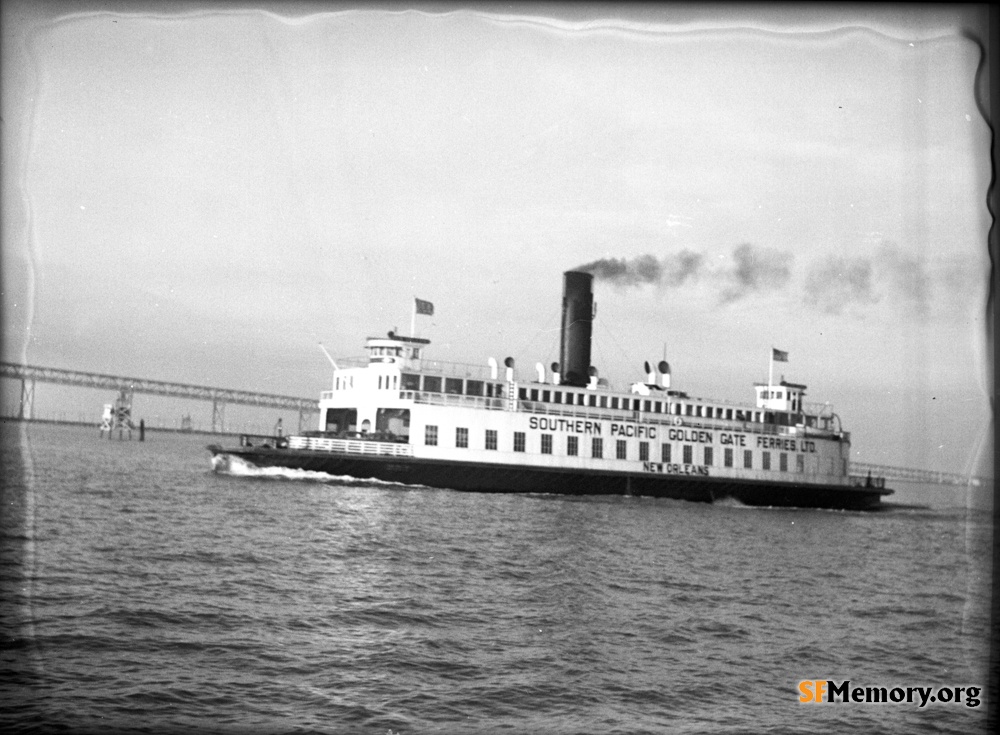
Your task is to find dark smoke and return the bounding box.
[665,250,704,286]
[803,242,929,315]
[804,256,879,314]
[875,243,930,314]
[577,250,704,288]
[574,241,933,317]
[720,243,793,303]
[577,254,662,286]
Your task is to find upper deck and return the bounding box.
[320,333,846,441]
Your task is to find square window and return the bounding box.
[425,425,438,446]
[567,436,578,456]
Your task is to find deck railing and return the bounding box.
[287,436,414,457]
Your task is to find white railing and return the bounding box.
[402,391,507,410]
[287,436,413,457]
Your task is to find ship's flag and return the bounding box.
[415,298,434,316]
[772,348,789,362]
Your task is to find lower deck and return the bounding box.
[208,442,893,511]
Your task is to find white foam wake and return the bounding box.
[211,453,417,488]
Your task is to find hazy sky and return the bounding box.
[1,3,992,477]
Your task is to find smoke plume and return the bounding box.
[803,242,929,315]
[719,243,794,303]
[574,240,937,318]
[875,243,930,313]
[804,256,878,314]
[577,250,704,288]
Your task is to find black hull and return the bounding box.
[208,445,892,511]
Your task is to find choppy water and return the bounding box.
[1,422,991,733]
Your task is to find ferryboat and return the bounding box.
[208,271,892,510]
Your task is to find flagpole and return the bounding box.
[768,349,774,398]
[410,297,416,338]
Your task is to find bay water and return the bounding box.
[1,422,991,733]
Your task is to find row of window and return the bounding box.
[516,386,806,425]
[400,373,814,427]
[424,425,808,472]
[401,373,505,397]
[760,388,802,413]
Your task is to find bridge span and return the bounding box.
[850,461,987,488]
[1,362,318,433]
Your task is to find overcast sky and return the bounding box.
[1,3,992,478]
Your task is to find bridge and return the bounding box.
[1,362,318,433]
[850,461,987,488]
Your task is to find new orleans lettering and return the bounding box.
[643,462,710,476]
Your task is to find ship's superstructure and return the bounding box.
[209,272,891,510]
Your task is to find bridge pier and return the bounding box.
[100,389,135,439]
[212,398,226,434]
[19,378,34,420]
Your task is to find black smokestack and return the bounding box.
[560,271,593,387]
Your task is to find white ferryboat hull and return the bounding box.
[207,443,892,511]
